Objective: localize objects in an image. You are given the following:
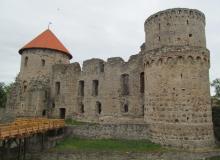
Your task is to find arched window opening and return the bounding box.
[121,74,129,95]
[140,72,145,93]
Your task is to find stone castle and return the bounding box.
[5,8,216,148]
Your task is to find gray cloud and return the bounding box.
[0,0,219,94]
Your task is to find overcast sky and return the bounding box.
[0,0,219,94]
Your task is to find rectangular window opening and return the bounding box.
[140,72,145,93]
[121,74,129,96]
[78,81,84,96]
[92,80,99,96]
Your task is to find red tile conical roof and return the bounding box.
[19,29,72,59]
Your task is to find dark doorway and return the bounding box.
[42,110,46,116]
[59,108,66,119]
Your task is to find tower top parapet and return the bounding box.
[144,8,206,51]
[145,8,205,25]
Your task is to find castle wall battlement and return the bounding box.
[145,8,205,25]
[144,8,206,51]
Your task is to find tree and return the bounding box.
[4,83,13,95]
[0,82,14,108]
[211,78,220,97]
[0,83,7,108]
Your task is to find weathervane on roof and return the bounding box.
[48,22,52,29]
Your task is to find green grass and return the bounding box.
[65,119,88,125]
[54,137,164,153]
[206,156,220,160]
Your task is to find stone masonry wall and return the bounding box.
[67,124,149,139]
[50,63,81,118]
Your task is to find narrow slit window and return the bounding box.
[23,81,27,92]
[140,72,145,93]
[41,59,45,66]
[24,57,28,67]
[55,82,61,95]
[96,102,101,114]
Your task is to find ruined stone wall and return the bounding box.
[6,77,50,117]
[50,63,81,118]
[145,8,206,51]
[143,8,215,149]
[50,52,145,123]
[75,53,144,123]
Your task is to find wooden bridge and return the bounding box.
[0,118,65,160]
[0,118,65,140]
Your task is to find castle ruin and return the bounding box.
[5,8,215,149]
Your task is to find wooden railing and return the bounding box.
[0,118,65,140]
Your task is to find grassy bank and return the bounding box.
[206,156,220,160]
[54,137,164,152]
[65,119,88,125]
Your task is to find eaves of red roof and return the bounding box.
[19,29,72,59]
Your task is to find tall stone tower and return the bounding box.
[7,29,72,117]
[18,29,72,81]
[143,8,215,148]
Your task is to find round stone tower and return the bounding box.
[11,29,72,117]
[143,8,215,149]
[18,29,72,82]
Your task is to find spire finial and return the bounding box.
[48,22,52,29]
